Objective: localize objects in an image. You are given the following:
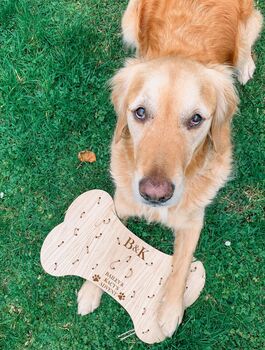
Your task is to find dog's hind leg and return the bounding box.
[236,9,263,85]
[122,0,140,50]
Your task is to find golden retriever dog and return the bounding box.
[77,0,262,341]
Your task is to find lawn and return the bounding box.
[0,1,264,349]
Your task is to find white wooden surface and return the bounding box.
[41,190,205,344]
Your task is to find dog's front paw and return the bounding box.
[77,281,103,316]
[157,277,185,338]
[238,56,256,85]
[157,297,184,338]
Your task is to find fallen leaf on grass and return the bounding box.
[78,150,96,163]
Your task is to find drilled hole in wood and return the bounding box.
[103,218,111,224]
[58,241,64,247]
[130,291,136,298]
[125,268,133,279]
[142,329,150,334]
[92,263,98,270]
[54,263,58,271]
[95,232,103,239]
[72,259,79,265]
[117,237,121,245]
[110,260,120,270]
[80,211,85,218]
[97,196,101,205]
[125,256,132,263]
[147,294,155,299]
[159,277,163,285]
[145,262,153,266]
[74,228,79,236]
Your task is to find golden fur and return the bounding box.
[77,0,262,341]
[129,0,253,64]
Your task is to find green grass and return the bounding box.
[0,1,264,349]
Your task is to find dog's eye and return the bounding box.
[134,107,146,120]
[188,114,204,128]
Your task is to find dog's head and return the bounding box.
[111,57,237,208]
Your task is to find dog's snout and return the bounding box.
[139,176,175,204]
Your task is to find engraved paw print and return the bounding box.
[118,292,125,301]
[92,274,101,282]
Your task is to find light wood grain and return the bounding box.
[41,190,205,344]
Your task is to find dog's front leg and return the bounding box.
[158,214,204,338]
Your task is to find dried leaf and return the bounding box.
[78,150,96,163]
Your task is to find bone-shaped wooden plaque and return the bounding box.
[41,190,205,344]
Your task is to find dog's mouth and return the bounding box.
[139,192,174,207]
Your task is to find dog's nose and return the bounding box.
[139,176,175,204]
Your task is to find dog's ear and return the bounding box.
[208,66,238,153]
[111,68,129,143]
[110,59,140,143]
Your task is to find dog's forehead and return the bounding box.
[137,64,209,113]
